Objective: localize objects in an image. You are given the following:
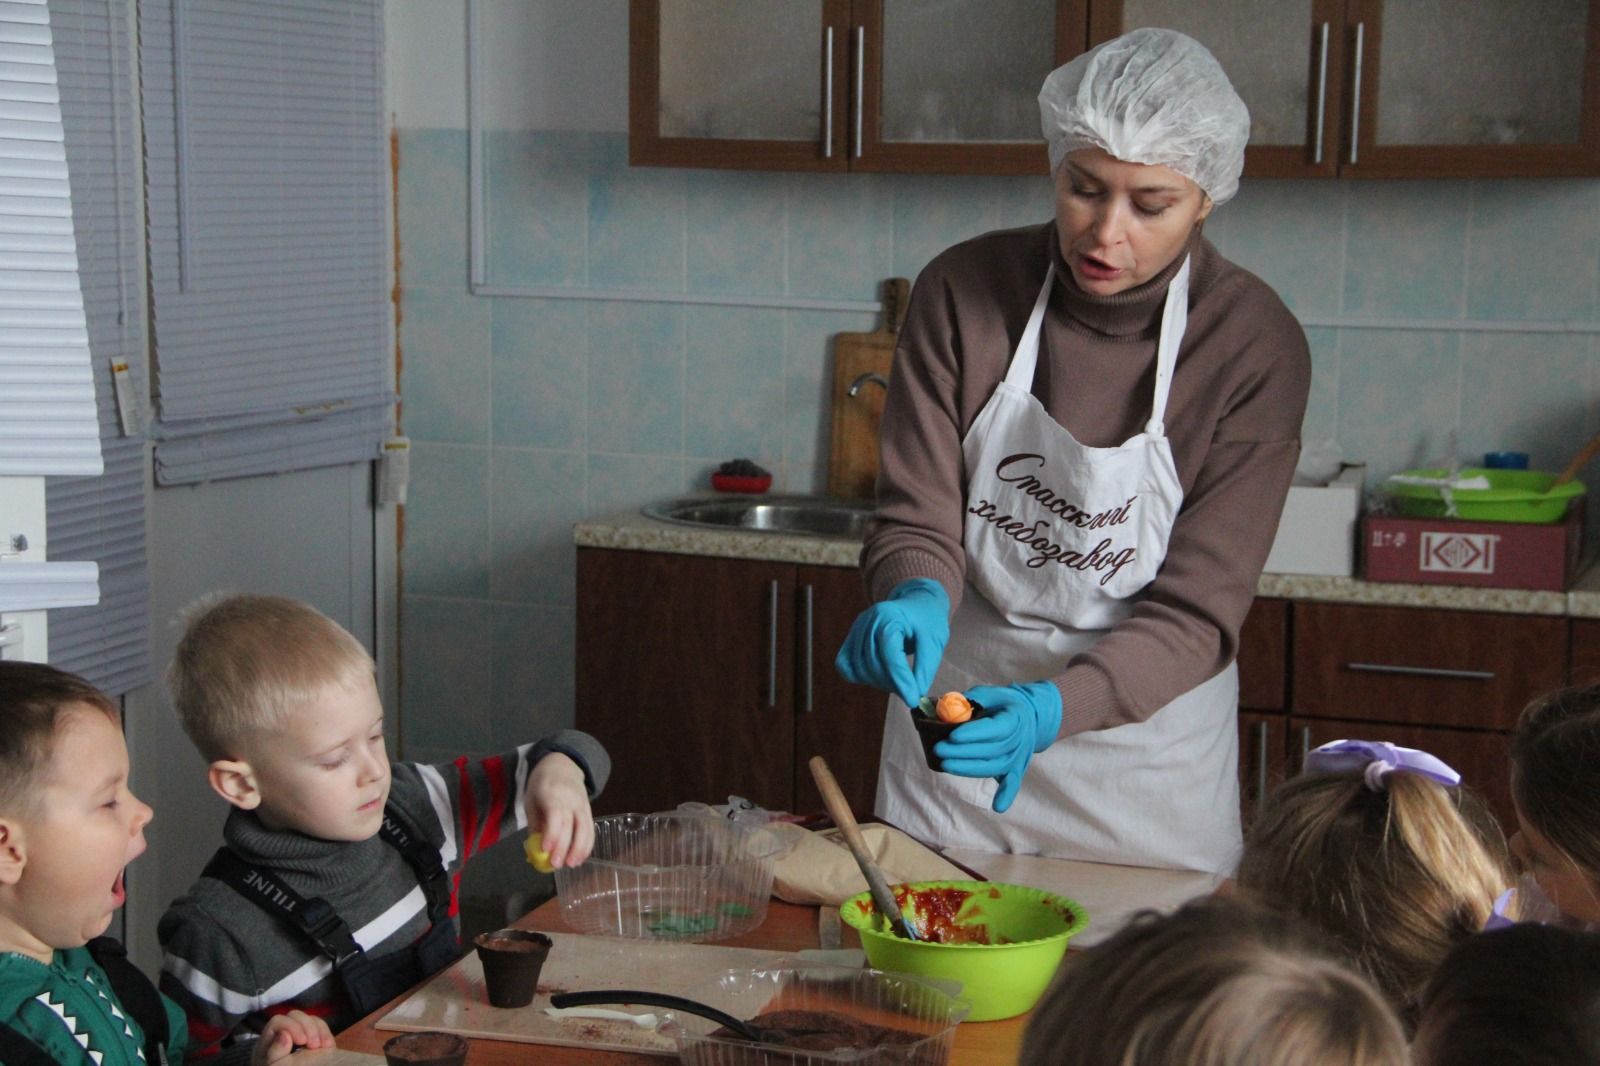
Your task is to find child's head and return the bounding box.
[170,593,389,842]
[1235,741,1512,1022]
[1510,681,1600,926]
[0,661,152,959]
[1413,923,1600,1065]
[1019,895,1407,1066]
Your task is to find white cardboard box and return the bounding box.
[1263,464,1366,576]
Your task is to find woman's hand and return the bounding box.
[935,682,1063,813]
[525,752,595,869]
[834,578,951,708]
[251,1010,333,1064]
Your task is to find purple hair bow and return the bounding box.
[1302,738,1461,792]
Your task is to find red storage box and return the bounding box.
[1361,505,1585,592]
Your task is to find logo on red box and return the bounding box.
[1420,531,1499,574]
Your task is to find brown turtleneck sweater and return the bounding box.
[863,221,1310,738]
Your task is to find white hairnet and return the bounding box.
[1039,28,1250,206]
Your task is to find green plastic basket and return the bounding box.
[1383,468,1585,524]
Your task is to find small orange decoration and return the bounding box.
[935,691,973,724]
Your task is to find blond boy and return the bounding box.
[0,661,329,1065]
[158,594,610,1060]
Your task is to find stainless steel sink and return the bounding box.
[642,495,875,539]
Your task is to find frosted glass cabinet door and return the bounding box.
[1347,0,1600,177]
[853,0,1085,173]
[1089,0,1346,177]
[631,0,852,170]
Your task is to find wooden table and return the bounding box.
[332,855,1220,1064]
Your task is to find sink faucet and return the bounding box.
[847,372,888,397]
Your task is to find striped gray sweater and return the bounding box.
[157,731,609,1062]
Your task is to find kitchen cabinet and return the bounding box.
[575,548,884,817]
[1571,618,1600,684]
[1090,0,1600,178]
[629,0,1086,174]
[1237,597,1288,825]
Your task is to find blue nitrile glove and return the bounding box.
[935,681,1064,814]
[834,578,951,708]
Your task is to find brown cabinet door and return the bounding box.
[629,0,852,171]
[849,0,1085,174]
[1087,0,1347,178]
[1288,716,1516,832]
[793,565,884,816]
[1239,597,1288,710]
[1572,618,1600,685]
[1291,603,1566,731]
[1238,711,1288,829]
[576,548,796,815]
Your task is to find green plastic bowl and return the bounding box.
[1384,468,1585,524]
[839,880,1088,1022]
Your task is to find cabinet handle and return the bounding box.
[766,579,779,708]
[1312,22,1329,165]
[1301,726,1312,763]
[1348,21,1364,165]
[1255,720,1269,814]
[802,583,814,713]
[822,26,834,158]
[1345,661,1496,681]
[853,26,865,158]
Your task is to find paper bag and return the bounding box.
[770,822,971,906]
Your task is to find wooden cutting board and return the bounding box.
[375,931,790,1056]
[827,278,910,499]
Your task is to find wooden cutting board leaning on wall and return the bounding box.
[828,277,910,498]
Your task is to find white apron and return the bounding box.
[878,257,1241,874]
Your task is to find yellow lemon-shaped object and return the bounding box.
[524,832,554,873]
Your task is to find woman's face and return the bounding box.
[1054,147,1213,296]
[1510,806,1600,925]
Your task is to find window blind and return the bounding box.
[43,0,150,695]
[0,0,101,479]
[139,0,393,484]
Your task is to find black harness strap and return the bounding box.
[0,1023,57,1066]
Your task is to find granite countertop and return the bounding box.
[575,507,1597,617]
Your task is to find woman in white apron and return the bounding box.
[837,29,1310,875]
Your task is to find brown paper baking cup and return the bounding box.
[383,1030,469,1066]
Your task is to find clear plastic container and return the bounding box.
[663,964,969,1066]
[554,812,788,942]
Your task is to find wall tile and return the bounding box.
[1210,180,1345,317]
[404,443,490,598]
[587,133,685,289]
[1343,182,1471,319]
[1335,329,1461,479]
[684,306,785,461]
[586,453,689,518]
[1457,332,1590,472]
[401,594,492,753]
[397,129,469,293]
[490,449,586,607]
[785,308,878,495]
[587,301,684,454]
[983,174,1055,233]
[1467,180,1600,321]
[891,176,996,282]
[402,288,492,445]
[491,602,575,750]
[687,171,786,295]
[485,130,589,287]
[1301,326,1339,448]
[492,298,587,450]
[786,173,893,300]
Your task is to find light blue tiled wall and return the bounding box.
[398,126,1600,762]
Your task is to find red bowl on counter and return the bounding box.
[711,473,772,494]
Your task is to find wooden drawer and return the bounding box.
[1238,711,1288,828]
[1288,716,1515,833]
[1238,598,1287,711]
[1572,618,1600,685]
[1291,603,1565,731]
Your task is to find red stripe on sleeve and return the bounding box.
[453,756,477,862]
[476,754,508,852]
